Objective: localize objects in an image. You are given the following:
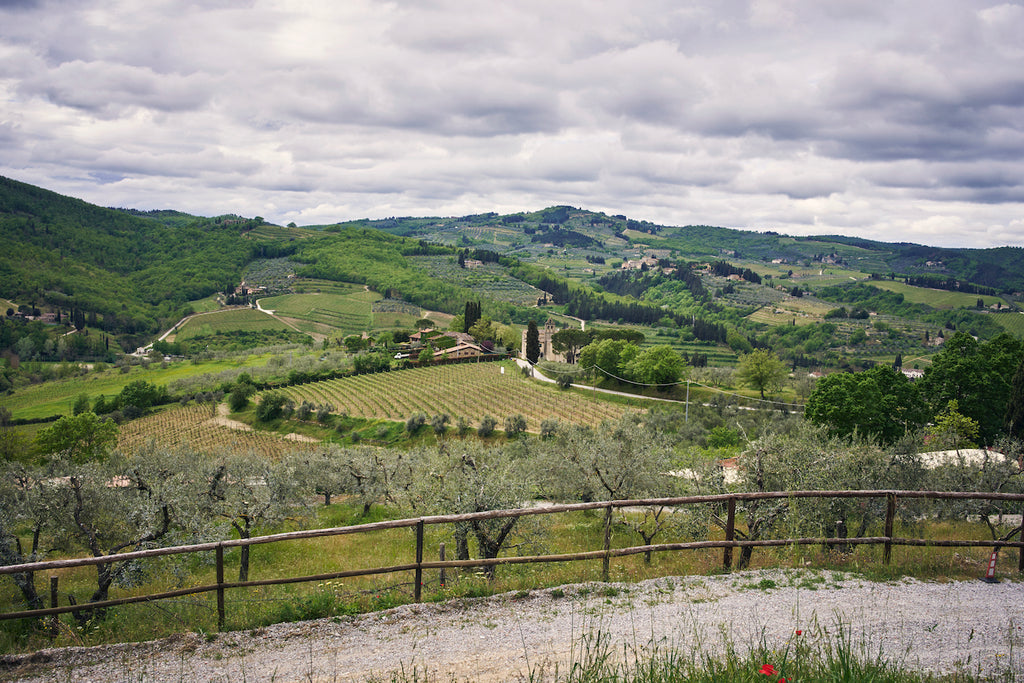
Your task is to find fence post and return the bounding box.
[1019,503,1024,574]
[49,576,58,638]
[216,544,225,632]
[883,493,897,565]
[439,542,446,589]
[602,505,612,582]
[723,497,736,570]
[414,519,424,602]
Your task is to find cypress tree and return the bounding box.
[526,320,541,363]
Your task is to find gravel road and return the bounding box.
[3,569,1022,682]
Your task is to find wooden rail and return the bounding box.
[2,490,1022,630]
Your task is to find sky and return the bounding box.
[2,0,1023,249]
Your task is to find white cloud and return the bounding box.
[0,0,1022,249]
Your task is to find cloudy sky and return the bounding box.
[2,0,1023,248]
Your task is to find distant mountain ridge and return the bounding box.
[2,176,1023,353]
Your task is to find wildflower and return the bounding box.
[795,629,802,636]
[759,664,777,676]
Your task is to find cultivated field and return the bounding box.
[275,361,641,431]
[175,308,292,339]
[117,403,309,459]
[259,291,378,336]
[864,280,1004,309]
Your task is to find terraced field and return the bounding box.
[275,361,639,431]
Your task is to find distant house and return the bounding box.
[463,259,483,269]
[901,368,925,380]
[434,342,485,360]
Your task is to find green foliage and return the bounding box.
[255,392,288,422]
[735,349,787,400]
[525,320,541,364]
[805,366,927,444]
[927,400,980,450]
[918,332,1024,443]
[623,345,688,387]
[34,412,119,463]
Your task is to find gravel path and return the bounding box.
[3,569,1022,682]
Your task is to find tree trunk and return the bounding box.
[454,523,470,561]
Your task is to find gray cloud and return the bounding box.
[1,0,1022,248]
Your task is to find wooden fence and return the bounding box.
[2,489,1023,631]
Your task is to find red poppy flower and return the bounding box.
[759,664,777,676]
[795,629,802,636]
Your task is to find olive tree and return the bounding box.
[403,442,536,578]
[203,454,305,581]
[538,415,709,561]
[735,423,925,567]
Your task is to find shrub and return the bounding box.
[504,414,527,437]
[478,415,497,437]
[405,412,427,433]
[256,392,288,422]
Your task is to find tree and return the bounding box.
[735,423,924,566]
[927,400,980,450]
[550,329,591,364]
[35,412,119,463]
[1005,360,1024,439]
[735,349,787,400]
[405,443,536,577]
[578,339,639,382]
[204,454,305,581]
[805,366,928,444]
[40,448,203,622]
[623,345,687,387]
[117,380,166,412]
[72,393,91,416]
[525,320,541,364]
[255,392,288,422]
[919,332,1024,443]
[538,416,708,560]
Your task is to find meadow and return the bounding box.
[2,353,273,421]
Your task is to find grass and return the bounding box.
[2,353,273,420]
[864,281,1004,310]
[3,498,1020,656]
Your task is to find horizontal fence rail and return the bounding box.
[2,490,1023,629]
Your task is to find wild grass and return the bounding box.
[3,499,1019,656]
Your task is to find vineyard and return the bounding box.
[409,255,542,306]
[175,309,292,339]
[258,292,377,335]
[275,362,639,431]
[117,403,308,459]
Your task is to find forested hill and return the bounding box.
[348,207,1024,294]
[0,175,287,342]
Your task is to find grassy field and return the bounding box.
[174,308,292,339]
[1,354,273,420]
[864,280,1004,309]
